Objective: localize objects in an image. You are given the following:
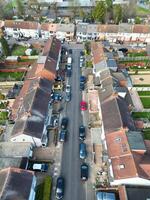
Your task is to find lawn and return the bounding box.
[140,97,150,108]
[35,176,52,200]
[133,84,150,87]
[132,112,150,120]
[136,6,150,16]
[0,112,8,120]
[128,52,147,57]
[143,129,150,140]
[138,91,150,96]
[11,44,28,56]
[0,72,24,81]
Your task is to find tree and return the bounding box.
[0,37,10,56]
[69,0,81,22]
[135,16,141,24]
[92,1,106,23]
[113,4,122,24]
[16,0,25,16]
[105,0,113,22]
[79,8,85,20]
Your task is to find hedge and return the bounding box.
[43,176,52,200]
[35,176,52,200]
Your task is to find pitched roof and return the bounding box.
[118,23,133,33]
[101,96,123,134]
[91,42,106,65]
[87,24,98,33]
[119,185,150,200]
[106,130,131,158]
[126,131,146,151]
[117,96,136,131]
[76,23,88,33]
[98,25,119,33]
[133,25,150,33]
[42,37,61,62]
[0,167,34,200]
[57,23,75,32]
[11,114,45,139]
[41,23,57,32]
[0,142,32,158]
[5,20,39,29]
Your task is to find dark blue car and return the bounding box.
[56,177,65,199]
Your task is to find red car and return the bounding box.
[80,101,87,111]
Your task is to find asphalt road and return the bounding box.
[60,48,87,200]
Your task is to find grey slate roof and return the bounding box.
[11,114,45,139]
[126,131,146,151]
[117,96,136,131]
[106,59,117,69]
[118,23,133,33]
[76,23,88,33]
[0,142,32,157]
[0,167,34,200]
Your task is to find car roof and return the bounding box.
[80,101,86,105]
[33,164,42,170]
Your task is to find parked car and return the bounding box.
[79,125,86,140]
[51,93,63,101]
[81,163,88,181]
[32,163,48,172]
[56,177,65,199]
[59,130,67,142]
[80,101,87,111]
[80,76,86,83]
[118,48,128,53]
[49,115,58,128]
[66,69,72,77]
[79,142,87,159]
[61,117,68,129]
[80,51,84,56]
[65,84,71,93]
[69,49,72,54]
[80,82,85,91]
[80,56,84,62]
[65,92,71,102]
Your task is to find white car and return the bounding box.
[80,56,84,62]
[65,84,71,93]
[32,163,48,172]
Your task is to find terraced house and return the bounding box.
[10,37,61,147]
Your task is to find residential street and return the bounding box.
[59,47,94,200]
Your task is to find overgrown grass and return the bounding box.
[35,176,52,200]
[11,44,28,56]
[138,91,150,96]
[132,112,150,120]
[140,97,150,108]
[0,72,24,81]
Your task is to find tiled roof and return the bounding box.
[41,23,57,32]
[98,25,119,33]
[133,25,150,33]
[76,23,88,33]
[42,37,61,61]
[111,154,137,180]
[106,130,131,158]
[118,23,132,33]
[0,167,34,200]
[91,42,105,65]
[11,114,45,139]
[101,96,123,134]
[5,20,39,29]
[57,23,75,32]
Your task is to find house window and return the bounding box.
[22,139,25,141]
[119,164,125,169]
[115,137,121,143]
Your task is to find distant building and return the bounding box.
[0,167,36,200]
[112,0,129,4]
[4,20,40,39]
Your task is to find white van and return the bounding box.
[67,57,72,65]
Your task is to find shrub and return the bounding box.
[43,176,52,200]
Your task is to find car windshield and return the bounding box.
[56,188,62,194]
